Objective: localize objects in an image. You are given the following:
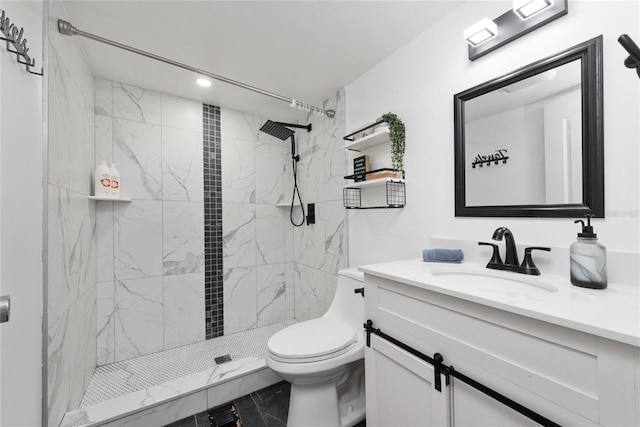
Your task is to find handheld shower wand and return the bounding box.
[259,120,312,226]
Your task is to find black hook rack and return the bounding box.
[471,149,509,169]
[0,9,43,76]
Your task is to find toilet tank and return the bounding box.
[324,268,364,329]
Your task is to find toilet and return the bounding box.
[265,268,366,427]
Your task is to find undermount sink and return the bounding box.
[429,266,559,293]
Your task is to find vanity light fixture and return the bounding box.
[466,0,568,61]
[513,0,554,20]
[464,17,498,47]
[196,78,212,87]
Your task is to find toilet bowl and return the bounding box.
[265,268,365,427]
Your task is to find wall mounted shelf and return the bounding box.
[275,202,301,207]
[344,117,405,209]
[344,177,404,189]
[343,178,406,209]
[343,128,390,152]
[89,196,132,202]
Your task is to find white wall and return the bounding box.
[0,2,44,426]
[346,0,640,268]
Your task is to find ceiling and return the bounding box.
[61,1,463,122]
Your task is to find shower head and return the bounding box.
[259,120,295,141]
[259,120,312,162]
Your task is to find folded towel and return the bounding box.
[423,248,464,263]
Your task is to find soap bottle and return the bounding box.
[570,215,607,289]
[95,160,111,197]
[109,163,120,199]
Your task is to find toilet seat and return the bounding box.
[267,317,358,363]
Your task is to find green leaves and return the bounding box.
[382,113,406,172]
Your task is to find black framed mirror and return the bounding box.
[454,36,604,217]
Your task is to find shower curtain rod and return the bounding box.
[57,19,335,118]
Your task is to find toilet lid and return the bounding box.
[268,317,358,363]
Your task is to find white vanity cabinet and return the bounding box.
[365,333,451,426]
[362,269,640,427]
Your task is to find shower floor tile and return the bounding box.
[81,321,296,407]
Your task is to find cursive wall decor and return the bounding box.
[0,8,42,75]
[471,149,509,168]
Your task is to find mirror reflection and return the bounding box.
[454,36,604,218]
[464,60,582,207]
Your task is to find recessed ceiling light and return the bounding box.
[197,78,211,87]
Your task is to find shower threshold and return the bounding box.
[60,320,296,427]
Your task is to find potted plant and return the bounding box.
[382,113,406,172]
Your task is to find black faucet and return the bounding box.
[478,227,551,275]
[492,227,519,267]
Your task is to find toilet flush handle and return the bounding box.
[354,288,365,297]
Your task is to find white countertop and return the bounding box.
[359,259,640,348]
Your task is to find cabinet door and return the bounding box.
[365,334,450,426]
[452,381,540,427]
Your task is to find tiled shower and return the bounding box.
[46,3,347,424]
[94,81,209,364]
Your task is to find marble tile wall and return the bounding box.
[220,108,291,334]
[94,79,206,364]
[291,90,349,321]
[47,2,98,426]
[222,89,348,328]
[94,81,346,363]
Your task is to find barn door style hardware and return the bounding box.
[364,319,561,427]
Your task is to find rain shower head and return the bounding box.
[259,120,312,227]
[259,120,312,162]
[259,120,295,141]
[259,120,312,140]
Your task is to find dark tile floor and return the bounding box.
[165,381,366,427]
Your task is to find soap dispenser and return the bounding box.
[570,215,607,289]
[95,160,111,197]
[109,163,120,199]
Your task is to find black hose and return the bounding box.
[290,154,305,227]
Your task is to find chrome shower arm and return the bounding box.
[57,19,336,118]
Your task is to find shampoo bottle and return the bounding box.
[109,163,120,199]
[95,160,111,197]
[570,215,607,289]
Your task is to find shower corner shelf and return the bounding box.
[89,196,132,202]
